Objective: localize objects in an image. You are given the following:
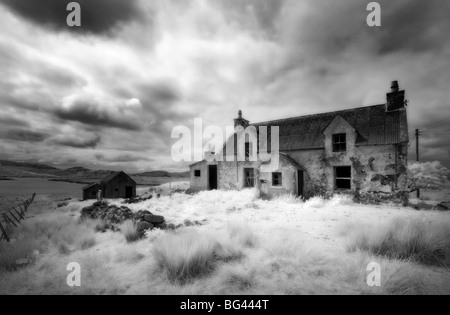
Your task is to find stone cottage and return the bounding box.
[189,81,409,204]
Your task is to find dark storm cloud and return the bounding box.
[54,98,142,131]
[283,0,450,59]
[47,134,101,148]
[0,115,30,128]
[0,0,143,35]
[1,129,49,142]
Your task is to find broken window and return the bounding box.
[244,168,255,188]
[335,166,351,189]
[272,173,282,187]
[333,133,347,152]
[194,170,201,177]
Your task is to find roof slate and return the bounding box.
[252,104,407,151]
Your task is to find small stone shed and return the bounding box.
[82,171,136,200]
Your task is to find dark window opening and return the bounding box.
[335,166,351,189]
[244,168,255,188]
[245,142,253,160]
[115,188,119,193]
[194,170,201,177]
[91,191,96,196]
[333,133,347,152]
[272,173,282,187]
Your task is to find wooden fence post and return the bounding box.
[2,213,17,228]
[0,221,10,242]
[12,208,25,221]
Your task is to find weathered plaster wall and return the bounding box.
[260,158,297,197]
[288,143,408,203]
[218,161,257,191]
[189,161,210,192]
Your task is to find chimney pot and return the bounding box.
[391,80,399,92]
[238,110,242,119]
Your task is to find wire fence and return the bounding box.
[0,193,36,243]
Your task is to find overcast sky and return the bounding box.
[0,0,449,172]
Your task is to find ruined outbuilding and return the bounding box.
[82,171,136,200]
[190,81,409,204]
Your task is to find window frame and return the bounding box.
[335,166,352,190]
[194,170,201,177]
[332,133,347,153]
[272,172,283,187]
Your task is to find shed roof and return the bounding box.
[101,171,136,184]
[82,182,100,190]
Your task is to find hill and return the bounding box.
[0,160,189,185]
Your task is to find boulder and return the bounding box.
[143,214,165,225]
[167,223,176,230]
[137,221,154,232]
[158,223,168,230]
[184,219,193,227]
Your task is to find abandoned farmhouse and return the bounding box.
[190,81,409,204]
[83,171,136,200]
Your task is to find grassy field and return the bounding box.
[1,188,449,295]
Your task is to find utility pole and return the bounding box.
[415,129,420,198]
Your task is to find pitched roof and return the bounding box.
[82,182,100,190]
[252,104,408,151]
[100,171,136,184]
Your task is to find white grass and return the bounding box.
[120,220,140,243]
[342,217,450,266]
[1,189,450,295]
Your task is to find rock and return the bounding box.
[57,202,69,208]
[184,219,193,227]
[176,224,184,229]
[158,223,168,230]
[137,221,154,232]
[435,203,449,211]
[143,214,165,224]
[194,220,202,226]
[168,223,176,230]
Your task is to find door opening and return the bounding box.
[209,165,218,190]
[125,186,133,198]
[244,168,255,188]
[298,170,304,198]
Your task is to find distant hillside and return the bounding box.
[0,160,58,170]
[0,160,189,185]
[134,171,189,178]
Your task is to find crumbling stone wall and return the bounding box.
[289,144,409,204]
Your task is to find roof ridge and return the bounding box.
[252,104,386,126]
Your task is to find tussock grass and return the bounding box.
[228,223,257,248]
[153,231,221,284]
[0,240,37,272]
[343,218,450,266]
[120,220,141,243]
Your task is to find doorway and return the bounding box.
[298,170,304,198]
[244,168,255,188]
[125,186,133,198]
[209,165,218,190]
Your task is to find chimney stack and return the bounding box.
[386,80,406,112]
[391,80,399,93]
[234,110,249,129]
